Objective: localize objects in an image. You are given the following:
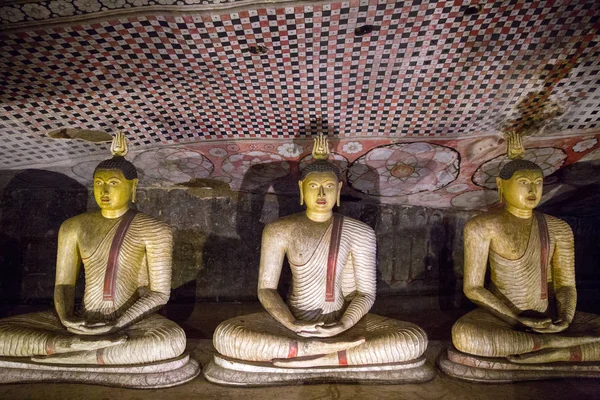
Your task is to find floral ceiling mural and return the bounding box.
[347,143,460,197]
[1,0,600,209]
[35,133,600,209]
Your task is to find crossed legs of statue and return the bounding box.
[214,312,427,368]
[0,311,186,365]
[453,308,600,364]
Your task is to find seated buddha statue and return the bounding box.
[204,134,433,385]
[440,133,600,381]
[0,132,198,387]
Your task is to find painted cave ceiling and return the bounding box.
[1,0,600,209]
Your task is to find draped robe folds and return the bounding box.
[453,213,600,361]
[488,211,549,315]
[0,212,185,365]
[214,215,428,365]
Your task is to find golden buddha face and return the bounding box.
[93,169,137,212]
[496,169,543,210]
[299,171,342,212]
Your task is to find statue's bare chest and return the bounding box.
[286,221,332,266]
[77,217,144,261]
[490,219,533,260]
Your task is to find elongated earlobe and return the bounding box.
[496,177,503,203]
[131,179,139,204]
[298,181,304,206]
[336,181,342,207]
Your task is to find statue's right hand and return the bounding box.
[66,321,118,336]
[61,317,86,332]
[61,318,112,335]
[518,316,552,330]
[290,320,325,336]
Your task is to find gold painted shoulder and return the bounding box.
[263,213,303,235]
[464,210,502,235]
[59,211,94,230]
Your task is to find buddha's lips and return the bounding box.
[316,199,327,205]
[101,197,110,202]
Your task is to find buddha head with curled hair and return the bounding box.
[93,131,139,213]
[495,131,544,211]
[298,133,343,212]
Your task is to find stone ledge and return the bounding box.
[203,354,436,386]
[438,346,600,383]
[0,353,201,389]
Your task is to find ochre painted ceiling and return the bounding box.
[1,0,600,209]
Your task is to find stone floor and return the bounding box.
[1,303,600,399]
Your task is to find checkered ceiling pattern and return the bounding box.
[1,0,599,169]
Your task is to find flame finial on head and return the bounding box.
[94,130,138,180]
[312,130,331,161]
[505,130,525,160]
[498,130,542,180]
[300,119,341,180]
[110,130,129,157]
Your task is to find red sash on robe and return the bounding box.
[535,211,550,301]
[103,209,138,301]
[325,214,344,302]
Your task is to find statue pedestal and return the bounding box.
[438,346,600,382]
[203,354,435,386]
[0,353,200,389]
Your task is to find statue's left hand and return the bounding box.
[531,320,569,334]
